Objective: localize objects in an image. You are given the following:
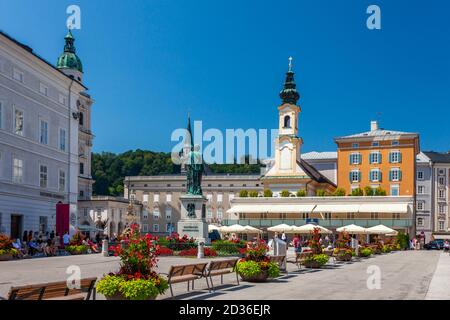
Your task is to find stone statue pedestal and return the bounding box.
[177,194,209,244]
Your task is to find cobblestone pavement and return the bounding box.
[0,250,445,300]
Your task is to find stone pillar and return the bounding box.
[102,239,109,257]
[178,194,209,244]
[197,241,205,259]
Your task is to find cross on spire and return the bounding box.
[288,56,293,72]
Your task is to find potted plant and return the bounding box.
[235,240,280,282]
[333,231,353,261]
[0,234,18,261]
[96,224,169,300]
[65,231,89,255]
[303,253,329,268]
[302,227,329,268]
[358,247,373,258]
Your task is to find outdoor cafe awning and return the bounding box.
[313,204,360,213]
[227,204,316,214]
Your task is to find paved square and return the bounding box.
[0,250,448,300]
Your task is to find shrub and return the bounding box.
[351,188,364,196]
[364,186,375,196]
[212,240,246,253]
[239,190,249,197]
[333,188,346,196]
[305,254,329,266]
[296,189,306,197]
[375,187,387,196]
[249,191,259,197]
[263,189,273,197]
[235,260,279,278]
[157,247,173,256]
[360,247,373,257]
[316,189,327,196]
[280,190,291,197]
[65,245,89,255]
[0,234,17,256]
[178,247,217,257]
[96,275,168,300]
[164,233,196,251]
[395,232,409,249]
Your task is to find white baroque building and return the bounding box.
[0,30,94,238]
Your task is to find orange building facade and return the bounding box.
[335,121,420,197]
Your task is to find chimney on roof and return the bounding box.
[370,120,378,131]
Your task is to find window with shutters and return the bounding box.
[389,151,401,163]
[369,152,381,164]
[389,168,401,182]
[349,153,361,165]
[370,169,381,182]
[349,170,360,183]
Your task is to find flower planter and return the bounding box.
[105,293,156,300]
[302,260,323,269]
[335,253,352,261]
[0,253,13,261]
[239,270,269,282]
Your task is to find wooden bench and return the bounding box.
[162,263,209,297]
[7,277,97,300]
[204,258,239,292]
[269,255,287,273]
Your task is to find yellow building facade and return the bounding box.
[335,121,420,196]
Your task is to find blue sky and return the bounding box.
[1,0,449,156]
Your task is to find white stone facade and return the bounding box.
[0,31,93,238]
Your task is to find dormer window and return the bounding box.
[283,115,291,128]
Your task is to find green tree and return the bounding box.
[249,191,259,197]
[333,188,346,196]
[316,189,327,197]
[375,187,387,196]
[280,190,291,197]
[364,186,375,196]
[351,188,364,196]
[296,189,306,197]
[239,190,249,197]
[263,189,273,197]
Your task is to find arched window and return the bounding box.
[284,115,291,128]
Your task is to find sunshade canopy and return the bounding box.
[267,224,295,233]
[292,224,332,234]
[220,224,247,233]
[243,225,263,233]
[208,224,221,232]
[336,224,368,234]
[366,224,397,235]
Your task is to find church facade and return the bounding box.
[225,60,415,236]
